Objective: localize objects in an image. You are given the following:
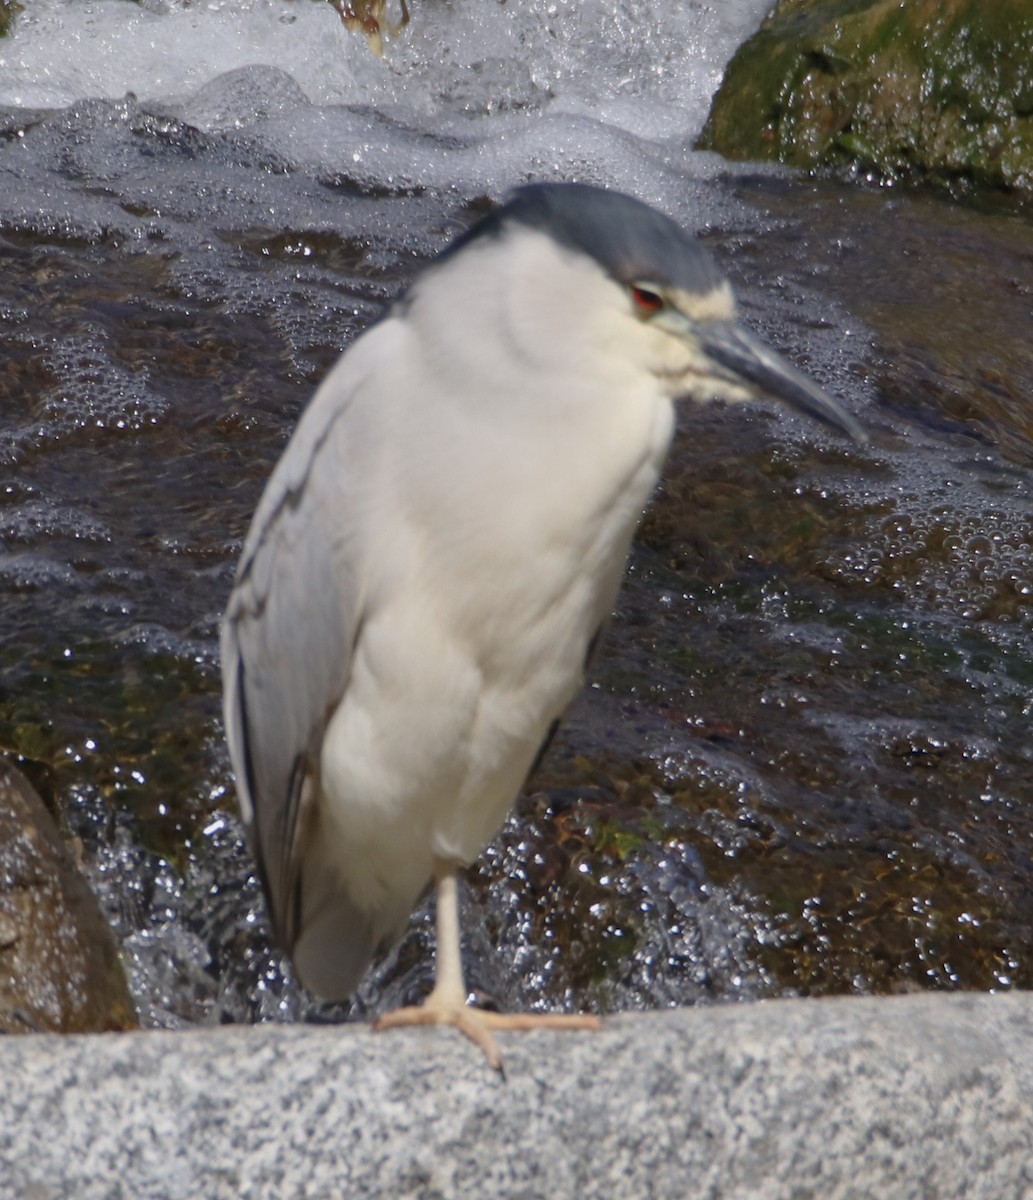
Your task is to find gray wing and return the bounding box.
[221,359,376,993]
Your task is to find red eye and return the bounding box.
[631,284,664,314]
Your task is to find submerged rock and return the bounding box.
[0,759,136,1033]
[699,0,1033,198]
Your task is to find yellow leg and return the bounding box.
[373,859,601,1070]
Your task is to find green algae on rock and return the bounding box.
[699,0,1033,199]
[0,0,22,39]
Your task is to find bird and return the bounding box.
[221,181,863,1068]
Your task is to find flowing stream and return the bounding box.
[1,0,1032,1027]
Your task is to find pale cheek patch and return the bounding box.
[670,280,737,323]
[680,373,756,405]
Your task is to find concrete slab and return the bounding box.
[3,992,1032,1199]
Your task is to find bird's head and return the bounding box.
[425,182,864,442]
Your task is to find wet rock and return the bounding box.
[699,0,1033,199]
[0,759,136,1033]
[327,0,410,57]
[0,1,20,40]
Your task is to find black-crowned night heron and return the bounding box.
[222,182,862,1067]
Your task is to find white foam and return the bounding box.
[0,0,773,146]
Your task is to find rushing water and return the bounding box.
[1,0,1032,1027]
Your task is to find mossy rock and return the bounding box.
[699,0,1033,197]
[0,0,23,39]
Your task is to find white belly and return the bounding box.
[317,533,619,942]
[315,353,675,946]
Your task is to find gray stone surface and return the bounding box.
[3,992,1033,1199]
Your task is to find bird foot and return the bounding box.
[373,995,601,1071]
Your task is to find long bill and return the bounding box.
[700,320,867,443]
